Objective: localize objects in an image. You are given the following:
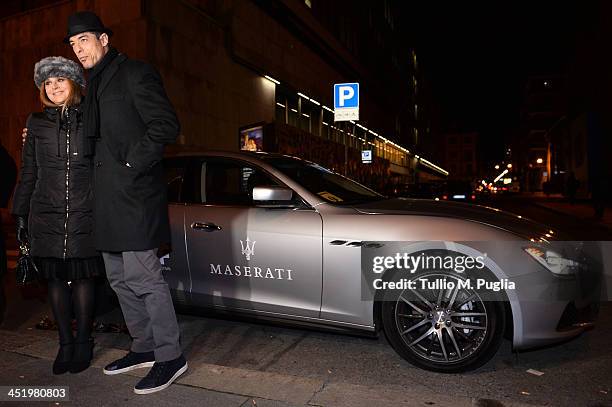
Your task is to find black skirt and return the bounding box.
[33,256,105,282]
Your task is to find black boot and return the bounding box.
[70,338,94,374]
[47,280,74,375]
[53,343,74,375]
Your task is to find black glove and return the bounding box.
[14,215,29,247]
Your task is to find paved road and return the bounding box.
[484,195,612,240]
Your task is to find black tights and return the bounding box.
[47,279,95,344]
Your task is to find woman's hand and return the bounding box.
[22,128,28,146]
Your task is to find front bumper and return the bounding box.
[510,243,602,349]
[513,300,599,349]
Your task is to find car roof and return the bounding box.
[164,148,302,161]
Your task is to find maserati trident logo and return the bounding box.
[212,236,293,281]
[240,237,256,260]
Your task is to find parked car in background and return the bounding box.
[436,180,477,202]
[388,182,443,200]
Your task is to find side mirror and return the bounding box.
[253,186,294,202]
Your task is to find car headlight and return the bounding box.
[524,247,583,276]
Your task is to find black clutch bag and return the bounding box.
[15,243,39,285]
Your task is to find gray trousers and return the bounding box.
[102,250,181,362]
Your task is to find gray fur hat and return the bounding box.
[33,56,85,89]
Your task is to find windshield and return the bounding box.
[261,156,385,205]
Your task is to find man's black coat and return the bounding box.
[93,53,179,252]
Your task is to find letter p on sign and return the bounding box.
[333,83,359,121]
[338,86,354,106]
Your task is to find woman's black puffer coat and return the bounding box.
[12,106,96,259]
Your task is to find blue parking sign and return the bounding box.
[334,83,359,109]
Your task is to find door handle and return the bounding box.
[191,222,222,232]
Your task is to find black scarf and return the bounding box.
[83,46,119,156]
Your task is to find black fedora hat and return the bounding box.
[64,11,113,44]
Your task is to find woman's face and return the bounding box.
[44,77,70,105]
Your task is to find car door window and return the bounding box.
[200,159,281,206]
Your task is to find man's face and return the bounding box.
[69,32,109,69]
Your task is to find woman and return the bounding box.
[11,56,103,375]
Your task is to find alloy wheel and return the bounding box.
[394,273,488,364]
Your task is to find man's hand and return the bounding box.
[21,128,28,146]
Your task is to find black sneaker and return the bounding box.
[103,351,155,375]
[133,355,188,395]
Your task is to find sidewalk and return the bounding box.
[0,328,538,407]
[533,201,612,230]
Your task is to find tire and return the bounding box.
[381,270,505,373]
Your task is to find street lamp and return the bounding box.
[536,158,543,164]
[507,163,512,169]
[494,165,500,170]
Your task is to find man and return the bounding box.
[0,142,17,325]
[64,11,186,394]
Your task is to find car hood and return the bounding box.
[351,198,560,240]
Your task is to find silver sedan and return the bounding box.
[161,151,601,372]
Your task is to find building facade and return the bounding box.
[439,132,479,182]
[515,75,566,192]
[0,0,447,196]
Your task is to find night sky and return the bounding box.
[400,1,597,165]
